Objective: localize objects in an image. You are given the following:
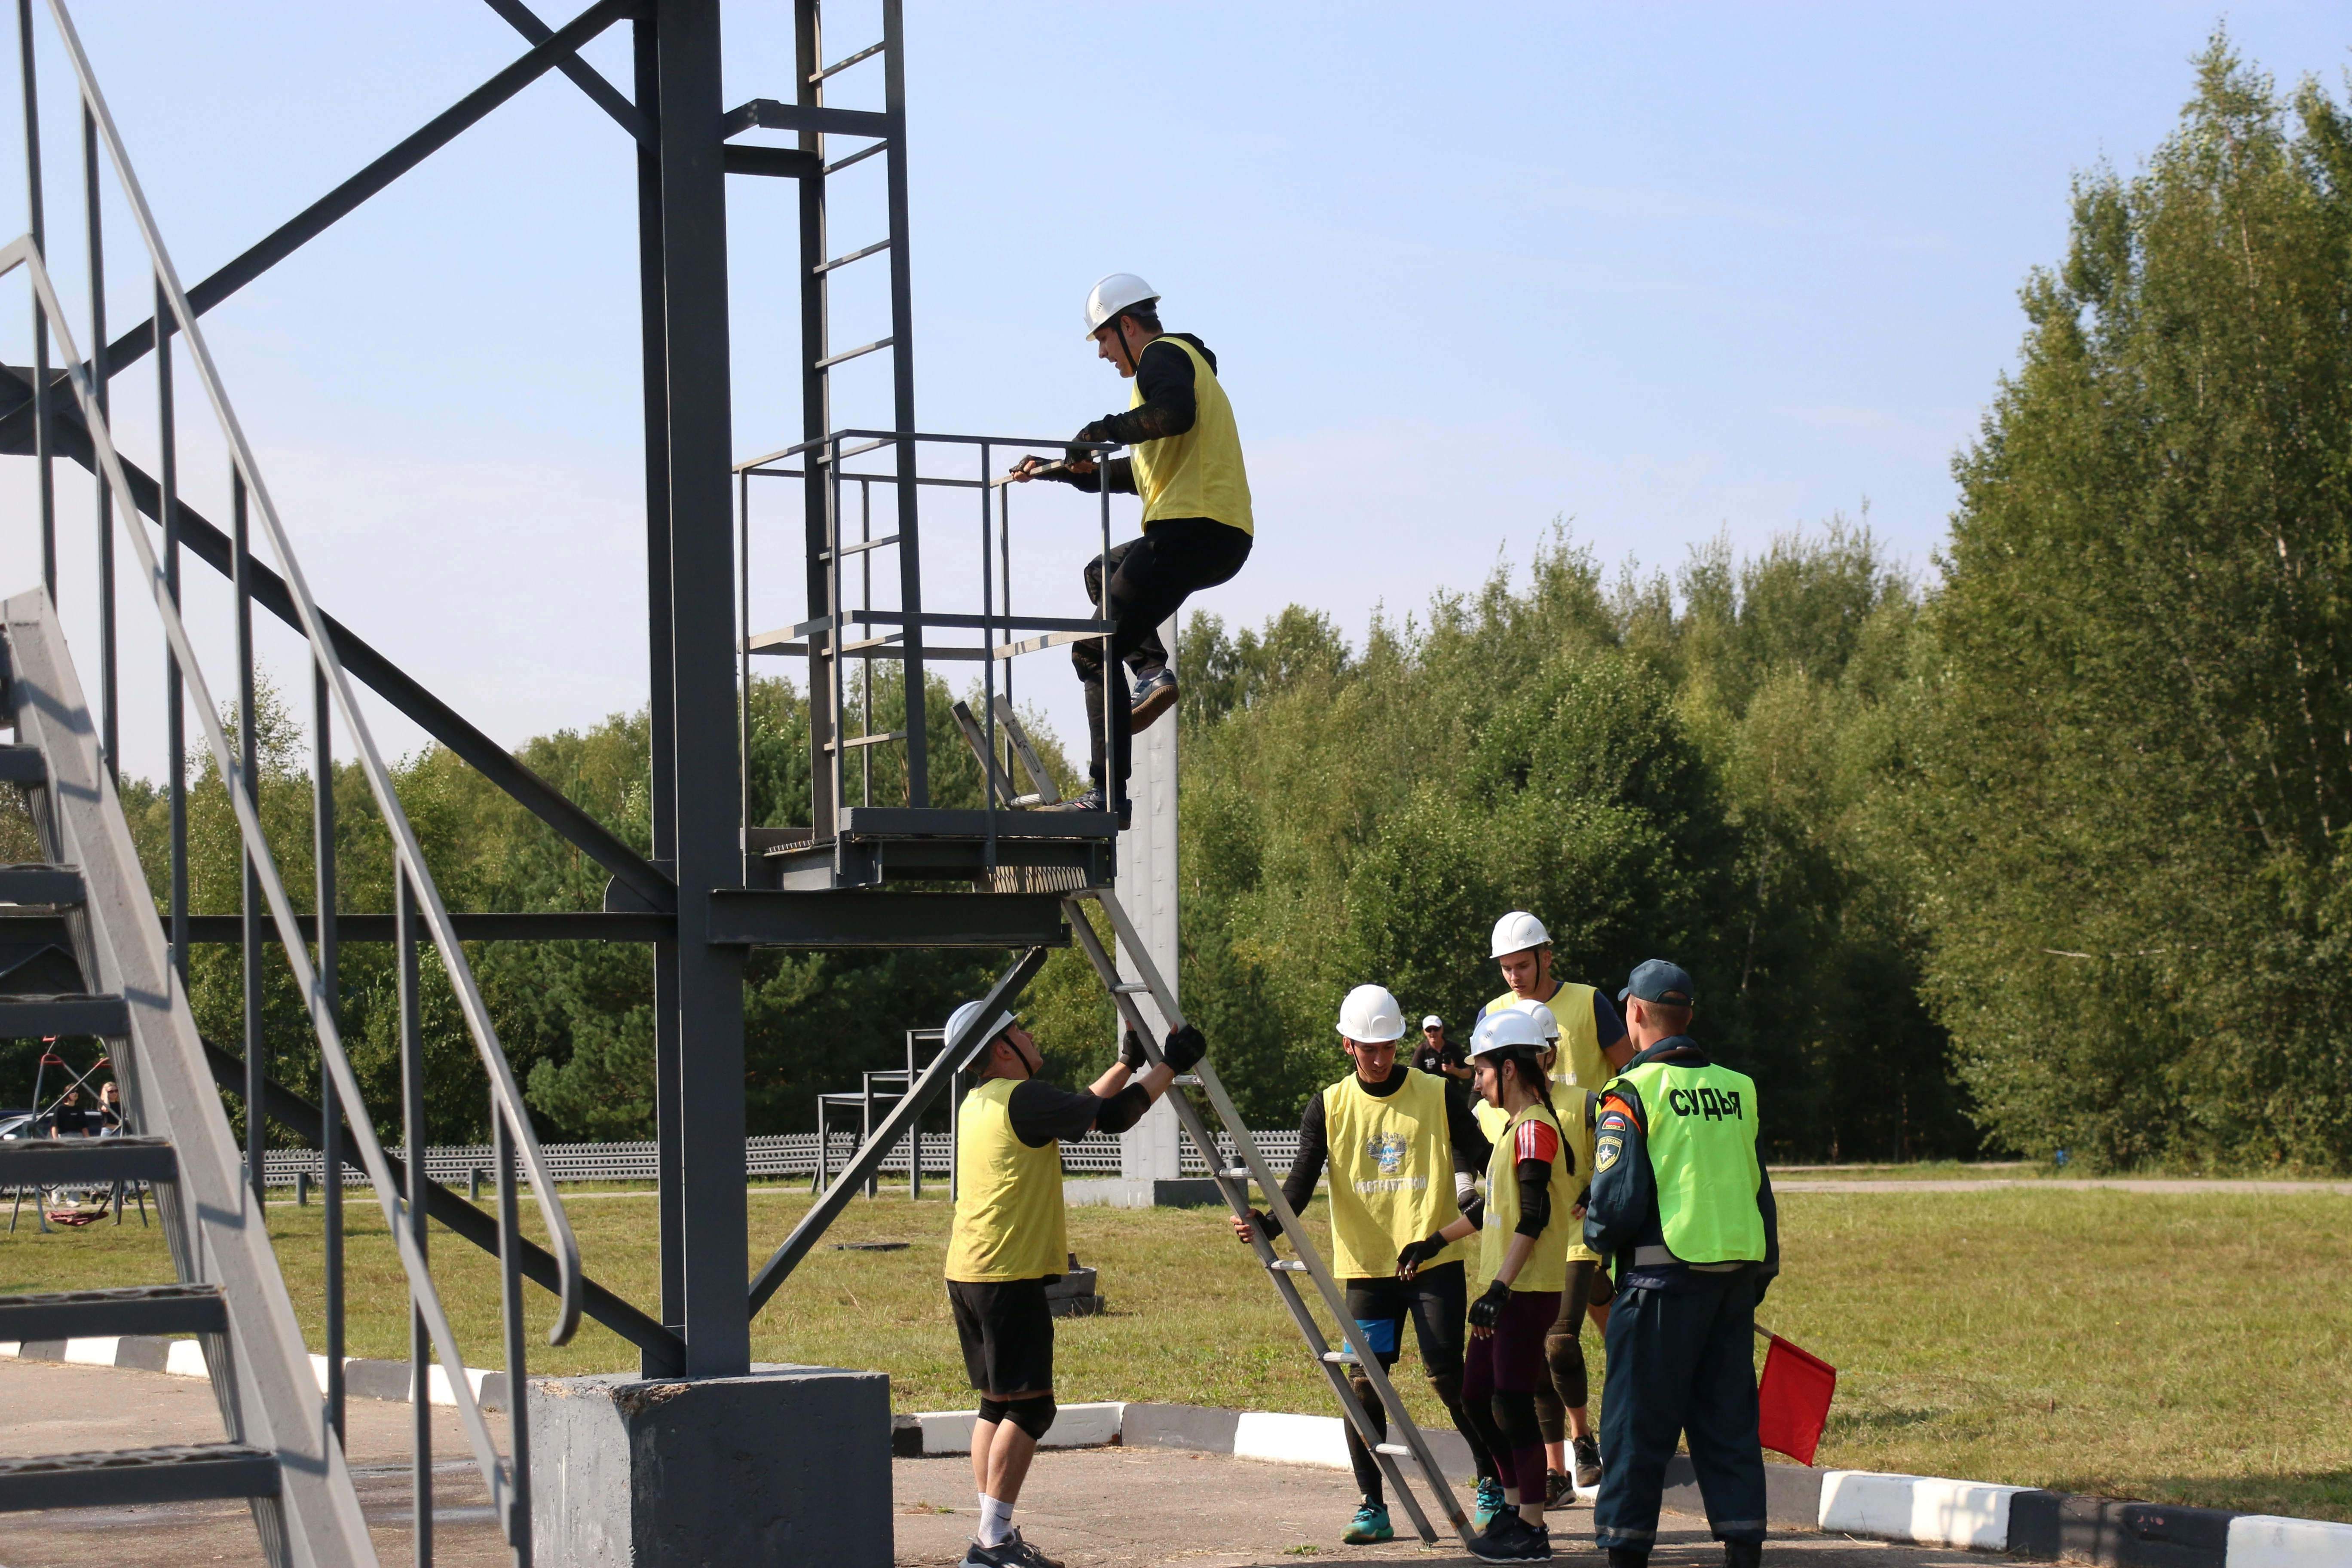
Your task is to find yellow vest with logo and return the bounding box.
[1320,1069,1468,1281]
[1606,1058,1766,1265]
[946,1078,1068,1282]
[1487,983,1606,1264]
[1127,336,1254,535]
[1479,1100,1577,1295]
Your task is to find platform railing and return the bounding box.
[11,3,588,1559]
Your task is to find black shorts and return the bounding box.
[1341,1259,1470,1380]
[947,1277,1055,1396]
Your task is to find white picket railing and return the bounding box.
[259,1130,1305,1188]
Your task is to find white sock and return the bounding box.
[978,1493,1014,1547]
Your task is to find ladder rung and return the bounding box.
[815,237,894,275]
[1375,1443,1412,1457]
[1322,1350,1358,1363]
[1173,1074,1201,1086]
[815,335,895,370]
[825,140,886,176]
[825,730,907,753]
[1009,793,1043,808]
[819,532,901,560]
[1268,1259,1307,1272]
[1111,982,1149,994]
[841,634,903,654]
[1218,1166,1250,1179]
[811,39,886,82]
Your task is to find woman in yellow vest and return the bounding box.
[1231,984,1501,1545]
[1015,273,1253,826]
[944,998,1204,1568]
[1485,910,1636,1502]
[1400,1008,1580,1562]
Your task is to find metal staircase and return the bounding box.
[0,590,374,1564]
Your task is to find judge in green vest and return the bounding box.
[1583,960,1779,1568]
[1484,910,1635,1501]
[944,999,1206,1568]
[1014,273,1254,827]
[1233,983,1502,1544]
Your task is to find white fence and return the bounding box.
[260,1130,1303,1188]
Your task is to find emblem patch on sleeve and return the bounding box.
[1595,1134,1623,1172]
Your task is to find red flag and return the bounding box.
[1755,1331,1836,1466]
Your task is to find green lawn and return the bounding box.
[6,1181,2348,1522]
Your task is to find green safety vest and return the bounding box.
[1605,1057,1765,1264]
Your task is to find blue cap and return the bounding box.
[1618,959,1695,1008]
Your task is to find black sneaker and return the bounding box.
[1573,1433,1602,1489]
[959,1528,1064,1568]
[1130,668,1179,729]
[1470,1513,1552,1562]
[1042,786,1131,830]
[1544,1468,1574,1509]
[1722,1541,1761,1568]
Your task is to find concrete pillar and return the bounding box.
[1118,616,1182,1189]
[530,1364,891,1566]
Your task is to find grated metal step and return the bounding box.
[0,993,128,1037]
[0,1443,279,1511]
[0,1284,226,1341]
[0,1134,176,1187]
[0,745,44,783]
[0,865,83,905]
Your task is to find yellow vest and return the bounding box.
[1480,1100,1577,1295]
[1488,983,1607,1265]
[945,1078,1068,1282]
[1127,336,1254,535]
[1320,1069,1469,1281]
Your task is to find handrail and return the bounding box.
[26,0,587,1533]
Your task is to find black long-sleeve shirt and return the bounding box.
[1583,1036,1779,1295]
[1053,334,1218,496]
[1003,1077,1152,1147]
[1280,1065,1493,1216]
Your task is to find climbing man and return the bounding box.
[1584,960,1778,1568]
[945,998,1208,1568]
[1485,911,1636,1504]
[1012,273,1253,826]
[1232,984,1501,1544]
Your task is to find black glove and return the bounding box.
[1395,1232,1449,1277]
[1468,1277,1513,1330]
[1075,418,1115,446]
[1119,1029,1152,1071]
[1163,1023,1207,1073]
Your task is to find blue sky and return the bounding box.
[4,1,2348,777]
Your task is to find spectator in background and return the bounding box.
[97,1082,123,1134]
[49,1086,96,1138]
[1413,1016,1472,1082]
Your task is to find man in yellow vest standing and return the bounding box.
[1584,961,1779,1568]
[1014,274,1253,826]
[1231,984,1504,1543]
[1485,911,1636,1502]
[944,998,1205,1568]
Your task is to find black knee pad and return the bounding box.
[1427,1371,1464,1409]
[1004,1393,1057,1442]
[977,1396,1011,1426]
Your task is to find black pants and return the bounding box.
[1338,1262,1496,1504]
[1593,1274,1767,1550]
[1073,517,1251,790]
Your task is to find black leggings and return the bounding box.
[1532,1259,1616,1443]
[1338,1263,1497,1504]
[1072,517,1251,790]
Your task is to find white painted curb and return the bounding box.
[1818,1470,2026,1551]
[1233,1410,1352,1470]
[2227,1513,2352,1568]
[908,1402,1126,1454]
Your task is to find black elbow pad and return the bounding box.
[1091,1083,1151,1136]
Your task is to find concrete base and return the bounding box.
[529,1363,891,1567]
[1062,1176,1228,1208]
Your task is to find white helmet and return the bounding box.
[1468,1007,1550,1060]
[946,998,1016,1055]
[1335,983,1407,1044]
[1510,998,1561,1041]
[1083,272,1160,338]
[1490,910,1550,959]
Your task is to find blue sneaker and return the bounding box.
[1342,1503,1394,1545]
[1472,1477,1508,1531]
[1129,668,1179,729]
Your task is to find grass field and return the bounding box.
[6,1179,2348,1522]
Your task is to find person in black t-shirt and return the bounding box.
[1412,1016,1471,1082]
[49,1087,96,1138]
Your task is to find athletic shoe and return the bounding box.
[1573,1434,1602,1490]
[1471,1476,1508,1530]
[1544,1468,1574,1509]
[1041,786,1131,830]
[1722,1543,1761,1568]
[1469,1513,1552,1562]
[1129,669,1179,730]
[958,1528,1063,1568]
[1342,1503,1394,1544]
